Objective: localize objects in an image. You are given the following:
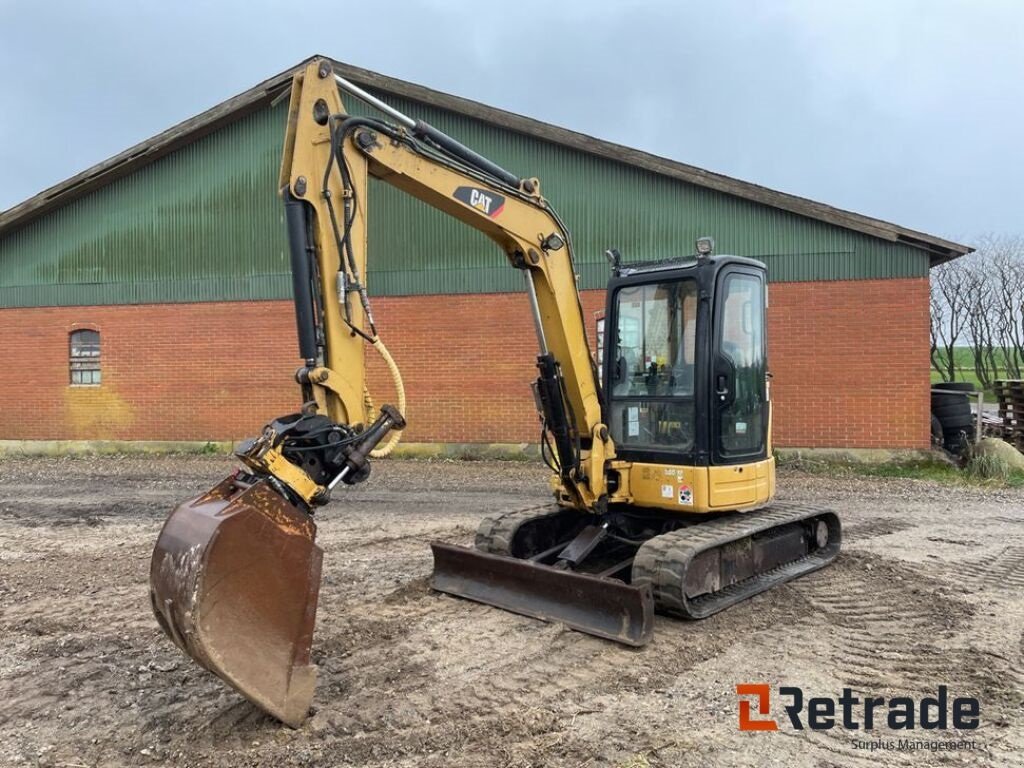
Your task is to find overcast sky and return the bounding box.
[1,0,1021,243]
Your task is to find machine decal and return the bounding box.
[453,186,505,217]
[678,484,693,506]
[627,406,640,437]
[661,484,674,499]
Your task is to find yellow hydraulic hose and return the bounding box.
[366,336,405,458]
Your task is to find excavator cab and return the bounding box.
[603,251,773,508]
[431,250,826,646]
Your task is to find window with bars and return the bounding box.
[70,329,101,386]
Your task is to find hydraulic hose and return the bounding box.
[365,336,406,458]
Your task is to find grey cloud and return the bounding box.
[1,0,1021,239]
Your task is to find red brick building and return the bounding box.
[0,57,970,450]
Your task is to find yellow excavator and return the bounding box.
[149,59,841,727]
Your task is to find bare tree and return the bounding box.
[930,285,946,377]
[962,261,996,387]
[934,235,1024,387]
[1002,247,1024,378]
[930,258,968,381]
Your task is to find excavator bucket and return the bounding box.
[430,543,654,646]
[149,474,322,727]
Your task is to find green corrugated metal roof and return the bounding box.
[0,59,948,309]
[364,93,930,294]
[1,104,290,307]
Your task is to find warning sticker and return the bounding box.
[627,406,640,437]
[661,484,674,499]
[678,484,693,506]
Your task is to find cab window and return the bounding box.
[716,272,766,457]
[608,280,697,451]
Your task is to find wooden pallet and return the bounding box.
[994,379,1024,395]
[995,381,1024,441]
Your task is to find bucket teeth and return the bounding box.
[149,475,323,727]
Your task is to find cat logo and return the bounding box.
[453,186,505,218]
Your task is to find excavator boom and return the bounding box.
[149,58,613,724]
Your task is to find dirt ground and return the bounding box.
[1,456,1022,767]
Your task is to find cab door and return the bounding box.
[708,267,769,507]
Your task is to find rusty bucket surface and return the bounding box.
[149,474,323,727]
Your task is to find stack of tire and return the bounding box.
[931,382,976,455]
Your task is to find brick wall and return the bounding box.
[767,278,930,448]
[0,277,930,448]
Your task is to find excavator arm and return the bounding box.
[148,59,620,726]
[273,59,613,511]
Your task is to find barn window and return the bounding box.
[70,329,101,386]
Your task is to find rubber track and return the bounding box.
[474,505,572,555]
[632,501,841,619]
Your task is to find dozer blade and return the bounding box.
[430,542,654,646]
[149,474,323,727]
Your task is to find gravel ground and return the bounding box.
[1,456,1022,767]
